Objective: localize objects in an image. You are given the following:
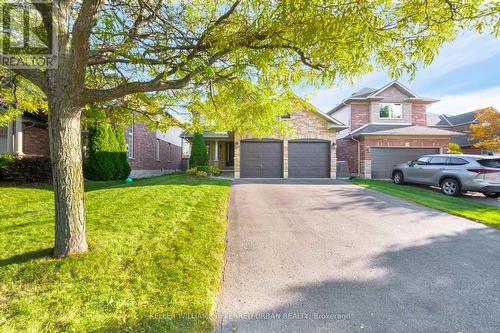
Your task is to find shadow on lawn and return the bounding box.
[84,174,231,192]
[0,248,52,267]
[216,228,500,333]
[1,173,230,193]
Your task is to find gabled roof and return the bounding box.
[369,81,418,98]
[347,124,463,138]
[435,110,478,126]
[432,107,499,127]
[450,132,479,147]
[327,80,438,115]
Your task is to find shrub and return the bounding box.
[0,153,15,168]
[84,121,130,180]
[114,128,131,179]
[186,167,198,176]
[447,142,462,154]
[0,155,51,182]
[195,170,208,177]
[197,165,209,173]
[189,133,208,167]
[208,166,221,176]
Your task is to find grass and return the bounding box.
[0,174,231,332]
[350,178,500,228]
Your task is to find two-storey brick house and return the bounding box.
[328,81,462,179]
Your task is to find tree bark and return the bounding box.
[48,95,88,258]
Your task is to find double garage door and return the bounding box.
[371,147,440,179]
[240,140,330,178]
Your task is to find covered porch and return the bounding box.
[181,131,235,171]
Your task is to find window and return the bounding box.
[429,156,449,165]
[155,139,160,161]
[280,114,291,120]
[379,103,403,119]
[167,143,172,162]
[127,124,134,158]
[414,156,431,165]
[448,157,468,166]
[478,159,500,169]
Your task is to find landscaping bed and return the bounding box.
[0,174,230,332]
[351,178,500,228]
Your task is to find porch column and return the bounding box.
[7,121,13,153]
[14,114,23,155]
[283,139,288,178]
[214,140,219,161]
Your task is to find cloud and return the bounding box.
[306,33,500,113]
[416,33,500,80]
[428,86,500,115]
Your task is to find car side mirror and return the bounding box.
[408,161,414,166]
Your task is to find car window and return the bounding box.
[448,157,468,165]
[414,156,431,165]
[429,156,449,165]
[478,159,500,169]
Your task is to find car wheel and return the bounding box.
[393,171,404,185]
[482,192,500,198]
[441,178,461,196]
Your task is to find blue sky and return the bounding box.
[304,32,500,116]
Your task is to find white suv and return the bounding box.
[392,155,500,197]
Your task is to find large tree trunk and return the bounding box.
[48,95,88,258]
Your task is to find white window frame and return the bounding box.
[379,103,403,119]
[127,124,134,159]
[155,139,160,161]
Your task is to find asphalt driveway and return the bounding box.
[215,180,500,333]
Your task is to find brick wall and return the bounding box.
[125,122,182,175]
[376,85,410,102]
[23,126,50,156]
[411,104,427,126]
[360,137,449,159]
[351,103,370,130]
[234,109,338,178]
[336,138,358,174]
[462,147,483,154]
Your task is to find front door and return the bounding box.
[225,142,234,167]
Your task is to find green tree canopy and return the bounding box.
[2,0,499,257]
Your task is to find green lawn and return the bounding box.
[0,174,231,332]
[350,178,500,228]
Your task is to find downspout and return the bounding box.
[351,137,361,177]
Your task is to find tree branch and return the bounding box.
[7,67,48,94]
[71,0,104,85]
[80,73,192,104]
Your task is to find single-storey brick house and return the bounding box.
[181,107,347,179]
[327,81,462,179]
[0,113,183,178]
[428,107,499,155]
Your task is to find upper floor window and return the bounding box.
[379,103,403,119]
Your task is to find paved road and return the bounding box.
[215,180,500,333]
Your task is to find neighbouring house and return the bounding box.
[0,113,50,156]
[181,106,347,179]
[327,81,463,179]
[0,112,183,178]
[428,107,499,155]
